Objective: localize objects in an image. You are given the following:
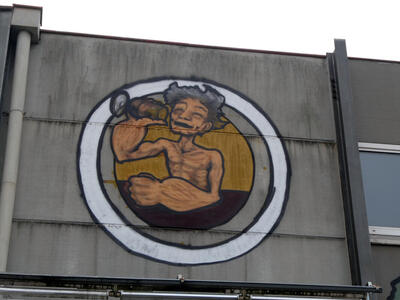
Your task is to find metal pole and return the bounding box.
[250,297,356,300]
[121,291,239,299]
[0,287,367,300]
[0,287,108,299]
[0,29,31,272]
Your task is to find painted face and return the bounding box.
[170,98,212,136]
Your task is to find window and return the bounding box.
[359,142,400,245]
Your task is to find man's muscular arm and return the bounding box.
[111,117,166,162]
[130,151,224,211]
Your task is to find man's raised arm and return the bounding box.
[111,117,166,163]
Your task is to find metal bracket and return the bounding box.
[239,289,251,300]
[177,274,185,283]
[108,284,121,298]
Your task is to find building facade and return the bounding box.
[0,4,398,300]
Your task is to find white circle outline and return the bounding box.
[78,79,288,265]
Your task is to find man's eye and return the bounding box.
[193,113,204,119]
[173,108,184,113]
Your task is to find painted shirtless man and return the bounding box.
[111,82,226,212]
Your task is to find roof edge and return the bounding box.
[348,55,400,65]
[40,29,327,59]
[0,6,13,11]
[37,29,400,64]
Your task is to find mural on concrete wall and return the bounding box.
[77,77,290,265]
[111,82,253,229]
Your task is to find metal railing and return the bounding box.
[0,273,382,300]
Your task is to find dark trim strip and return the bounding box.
[327,39,375,286]
[328,52,360,285]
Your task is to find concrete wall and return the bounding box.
[349,59,400,145]
[350,58,400,299]
[1,32,351,284]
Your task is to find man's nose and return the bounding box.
[180,110,191,120]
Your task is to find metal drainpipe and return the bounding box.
[0,29,32,272]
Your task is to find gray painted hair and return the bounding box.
[164,82,225,124]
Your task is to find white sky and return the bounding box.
[3,0,400,61]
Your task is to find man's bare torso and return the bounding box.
[162,139,217,191]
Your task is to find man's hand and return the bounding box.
[129,173,161,206]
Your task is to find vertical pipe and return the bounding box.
[0,30,31,272]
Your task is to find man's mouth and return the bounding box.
[173,121,193,129]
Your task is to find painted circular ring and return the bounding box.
[77,78,290,265]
